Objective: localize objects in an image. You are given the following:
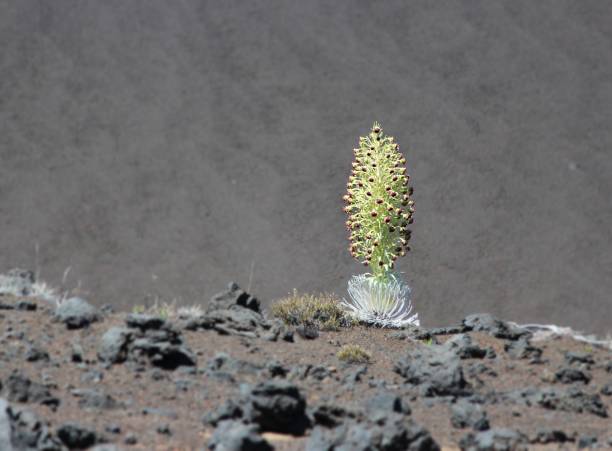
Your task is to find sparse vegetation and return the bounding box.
[270,289,355,331]
[337,344,372,364]
[132,298,205,319]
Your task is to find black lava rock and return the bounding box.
[56,422,101,449]
[241,380,310,435]
[310,403,355,428]
[565,351,595,366]
[24,345,50,362]
[125,313,166,331]
[532,428,570,444]
[555,367,592,384]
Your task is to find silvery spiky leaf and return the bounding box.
[342,273,419,328]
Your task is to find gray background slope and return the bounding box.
[1,1,611,334]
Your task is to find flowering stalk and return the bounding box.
[342,122,419,327]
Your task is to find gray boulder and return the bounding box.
[97,327,133,364]
[5,373,60,409]
[55,297,100,329]
[0,399,64,450]
[208,282,261,313]
[0,269,35,297]
[450,400,489,431]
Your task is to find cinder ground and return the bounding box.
[1,1,612,334]
[2,294,612,450]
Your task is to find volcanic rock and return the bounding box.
[394,344,471,397]
[55,297,101,329]
[450,400,489,431]
[208,420,273,451]
[306,412,439,451]
[460,428,528,451]
[240,380,310,435]
[462,314,530,341]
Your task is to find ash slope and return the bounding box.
[1,1,612,334]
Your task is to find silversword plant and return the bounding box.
[341,122,419,328]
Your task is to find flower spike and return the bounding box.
[342,122,419,328]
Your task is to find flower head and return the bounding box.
[343,122,414,278]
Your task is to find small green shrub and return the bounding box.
[337,345,372,364]
[270,290,355,331]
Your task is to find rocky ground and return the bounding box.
[1,270,612,450]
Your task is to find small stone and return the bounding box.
[56,422,99,449]
[124,433,138,445]
[577,435,597,449]
[296,324,319,340]
[555,368,591,384]
[600,384,612,396]
[207,420,273,451]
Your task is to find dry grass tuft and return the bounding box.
[337,344,372,364]
[270,289,355,331]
